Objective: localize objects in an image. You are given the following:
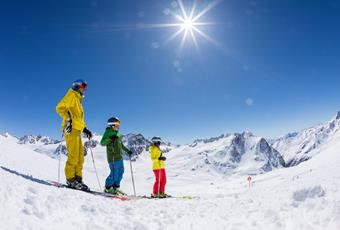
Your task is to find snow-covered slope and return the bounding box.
[271,112,340,166]
[176,132,285,175]
[1,130,340,229]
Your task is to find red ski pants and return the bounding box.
[153,169,167,194]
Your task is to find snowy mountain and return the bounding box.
[18,134,60,145]
[176,132,285,175]
[14,132,174,160]
[11,130,284,175]
[0,132,18,141]
[122,133,177,155]
[10,111,340,175]
[271,112,340,166]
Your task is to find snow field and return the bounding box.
[1,133,340,229]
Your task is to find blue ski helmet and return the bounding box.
[72,79,88,91]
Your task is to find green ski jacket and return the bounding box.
[100,127,129,163]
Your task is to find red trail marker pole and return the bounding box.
[247,176,252,189]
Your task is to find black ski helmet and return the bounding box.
[151,136,162,145]
[107,117,120,126]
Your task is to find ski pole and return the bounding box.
[88,139,102,191]
[57,135,63,187]
[129,154,136,196]
[58,148,61,186]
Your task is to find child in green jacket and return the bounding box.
[100,117,132,195]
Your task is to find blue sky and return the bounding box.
[0,0,340,144]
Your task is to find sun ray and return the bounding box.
[136,23,183,29]
[87,0,221,56]
[168,10,185,23]
[192,22,216,26]
[192,26,222,49]
[192,0,222,22]
[189,27,200,53]
[131,0,221,56]
[164,26,186,44]
[177,0,188,20]
[189,0,197,20]
[178,28,189,56]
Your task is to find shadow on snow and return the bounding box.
[0,165,51,186]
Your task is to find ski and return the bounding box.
[128,195,196,200]
[47,180,129,201]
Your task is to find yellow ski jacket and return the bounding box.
[56,89,86,132]
[149,145,165,170]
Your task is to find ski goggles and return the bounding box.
[108,121,120,128]
[79,82,87,90]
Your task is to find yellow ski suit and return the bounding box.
[56,89,86,181]
[149,145,165,170]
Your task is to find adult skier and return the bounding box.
[100,117,133,195]
[56,79,93,191]
[149,137,169,198]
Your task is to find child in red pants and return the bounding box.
[149,137,169,198]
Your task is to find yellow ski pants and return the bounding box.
[64,129,84,181]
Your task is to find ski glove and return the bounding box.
[64,118,72,135]
[83,127,92,139]
[127,150,133,155]
[158,156,166,161]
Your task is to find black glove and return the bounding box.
[64,118,72,135]
[83,127,92,139]
[127,149,133,155]
[158,156,166,161]
[110,135,118,143]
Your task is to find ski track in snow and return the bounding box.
[1,134,340,230]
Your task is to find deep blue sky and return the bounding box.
[1,0,340,144]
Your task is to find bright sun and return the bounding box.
[96,0,221,56]
[159,0,222,55]
[183,19,193,30]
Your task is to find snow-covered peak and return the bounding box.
[0,132,19,144]
[18,135,60,145]
[271,112,340,166]
[180,132,285,175]
[191,131,257,147]
[122,133,176,155]
[1,132,17,139]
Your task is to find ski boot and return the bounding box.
[151,193,165,199]
[151,193,159,198]
[160,192,171,198]
[104,187,118,195]
[75,176,90,191]
[115,188,127,196]
[67,179,89,191]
